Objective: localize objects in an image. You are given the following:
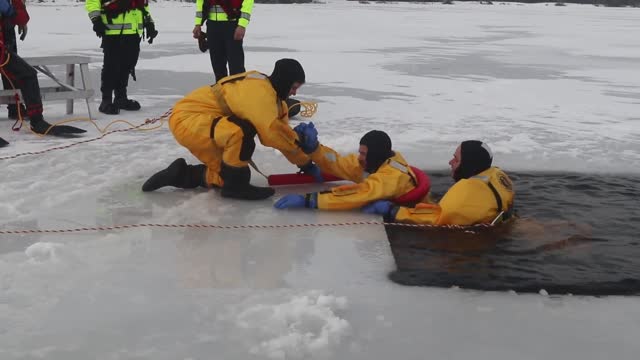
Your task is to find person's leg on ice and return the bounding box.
[207,20,229,82]
[141,158,208,192]
[98,36,120,115]
[142,112,215,192]
[114,35,141,111]
[224,21,245,76]
[2,24,25,119]
[2,51,85,136]
[142,114,274,200]
[214,116,274,200]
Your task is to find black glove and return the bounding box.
[145,21,158,44]
[91,17,106,38]
[198,32,208,53]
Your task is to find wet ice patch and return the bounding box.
[229,290,350,360]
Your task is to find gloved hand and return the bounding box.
[197,32,208,52]
[145,21,158,44]
[274,194,306,209]
[299,162,324,183]
[91,17,106,38]
[362,200,395,218]
[292,122,307,138]
[18,25,27,41]
[294,122,319,154]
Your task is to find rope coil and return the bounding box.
[297,101,318,118]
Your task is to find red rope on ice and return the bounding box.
[0,221,493,235]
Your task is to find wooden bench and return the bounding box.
[0,56,95,119]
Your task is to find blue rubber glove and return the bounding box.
[362,200,394,217]
[299,162,324,183]
[274,194,306,209]
[293,122,307,138]
[274,194,317,209]
[294,122,319,154]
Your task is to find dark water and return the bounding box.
[387,171,640,295]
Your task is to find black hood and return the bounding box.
[268,58,306,100]
[454,140,493,181]
[360,130,394,173]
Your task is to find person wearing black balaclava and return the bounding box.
[141,58,311,201]
[273,128,421,211]
[363,140,515,225]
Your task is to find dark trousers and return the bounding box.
[1,25,20,112]
[1,49,43,118]
[100,34,141,101]
[206,20,245,82]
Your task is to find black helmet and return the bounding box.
[269,58,306,100]
[454,140,493,181]
[360,130,394,173]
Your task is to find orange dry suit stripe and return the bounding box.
[169,71,309,185]
[393,167,515,225]
[304,145,417,210]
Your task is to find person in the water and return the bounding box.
[363,140,515,225]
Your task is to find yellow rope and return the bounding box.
[23,99,314,137]
[290,100,318,118]
[0,52,10,68]
[12,99,315,138]
[19,114,168,138]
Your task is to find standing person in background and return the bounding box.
[192,1,302,118]
[193,0,253,83]
[86,0,158,115]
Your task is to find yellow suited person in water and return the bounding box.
[364,140,514,226]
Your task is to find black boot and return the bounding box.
[220,163,275,200]
[114,89,141,111]
[30,114,86,136]
[286,97,301,118]
[0,137,8,148]
[142,158,207,192]
[99,99,120,115]
[7,104,26,120]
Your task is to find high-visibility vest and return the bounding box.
[195,0,254,28]
[86,0,152,36]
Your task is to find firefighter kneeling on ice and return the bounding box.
[141,58,313,200]
[273,125,420,211]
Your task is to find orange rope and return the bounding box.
[0,110,172,161]
[0,221,492,235]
